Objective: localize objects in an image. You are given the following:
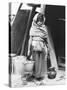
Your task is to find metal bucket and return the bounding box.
[12,56,35,76]
[24,61,35,72]
[12,56,26,76]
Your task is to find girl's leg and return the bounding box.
[33,51,40,77]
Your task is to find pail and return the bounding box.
[12,56,26,76]
[24,61,35,72]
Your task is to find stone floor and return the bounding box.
[11,70,65,87]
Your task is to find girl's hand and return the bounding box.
[27,50,30,56]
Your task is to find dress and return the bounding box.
[29,16,48,78]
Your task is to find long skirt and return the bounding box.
[32,50,47,78]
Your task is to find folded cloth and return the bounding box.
[32,40,44,51]
[29,20,48,39]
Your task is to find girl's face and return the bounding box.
[37,20,43,26]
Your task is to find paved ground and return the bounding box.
[11,70,65,87]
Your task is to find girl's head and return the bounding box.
[34,13,45,26]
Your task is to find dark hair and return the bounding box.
[36,13,44,24]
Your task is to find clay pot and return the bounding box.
[47,67,57,79]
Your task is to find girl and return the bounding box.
[27,13,49,81]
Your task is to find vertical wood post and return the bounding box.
[40,4,58,70]
[21,6,36,55]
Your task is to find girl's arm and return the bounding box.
[27,36,33,56]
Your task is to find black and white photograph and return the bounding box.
[9,2,65,87]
